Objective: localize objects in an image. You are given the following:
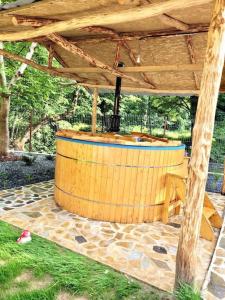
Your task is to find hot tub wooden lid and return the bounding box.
[56,130,182,147]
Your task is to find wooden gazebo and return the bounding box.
[0,0,224,289]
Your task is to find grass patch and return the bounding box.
[0,221,170,300]
[174,283,201,300]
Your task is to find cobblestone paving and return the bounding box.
[0,180,54,214]
[0,181,224,295]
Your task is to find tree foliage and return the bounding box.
[0,40,224,161]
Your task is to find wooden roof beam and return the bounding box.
[157,14,189,31]
[73,82,200,96]
[41,42,96,84]
[12,16,209,43]
[11,16,155,88]
[84,25,155,86]
[55,64,203,74]
[185,35,200,89]
[0,0,211,41]
[118,0,190,31]
[0,47,98,85]
[48,33,154,88]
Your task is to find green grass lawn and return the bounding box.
[0,221,171,300]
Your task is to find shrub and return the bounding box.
[21,154,37,166]
[46,154,55,161]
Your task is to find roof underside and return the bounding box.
[0,0,224,95]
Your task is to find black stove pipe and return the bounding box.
[110,61,124,132]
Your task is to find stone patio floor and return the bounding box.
[0,180,224,299]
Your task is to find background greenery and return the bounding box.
[1,41,225,162]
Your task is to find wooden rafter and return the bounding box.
[55,64,203,74]
[185,35,200,89]
[42,42,96,84]
[84,26,155,87]
[1,0,211,41]
[71,82,200,95]
[12,16,154,88]
[113,41,121,69]
[0,47,96,84]
[135,0,190,31]
[12,15,209,43]
[12,16,156,88]
[48,33,153,88]
[68,25,209,43]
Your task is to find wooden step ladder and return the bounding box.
[162,172,223,241]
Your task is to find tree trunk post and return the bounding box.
[0,97,10,156]
[163,116,167,137]
[190,95,198,145]
[92,88,98,134]
[221,157,225,195]
[175,0,225,288]
[29,110,33,152]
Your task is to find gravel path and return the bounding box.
[0,154,55,190]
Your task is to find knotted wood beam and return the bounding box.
[48,34,155,88]
[144,0,189,30]
[175,0,225,287]
[70,82,200,95]
[69,24,209,43]
[84,26,155,86]
[0,47,94,84]
[42,42,97,84]
[185,35,200,89]
[55,64,203,74]
[12,16,209,43]
[0,0,211,41]
[12,16,155,88]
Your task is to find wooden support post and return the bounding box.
[92,88,98,134]
[222,157,225,195]
[29,110,33,152]
[175,0,225,288]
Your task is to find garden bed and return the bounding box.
[0,152,55,190]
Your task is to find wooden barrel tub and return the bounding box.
[54,130,185,223]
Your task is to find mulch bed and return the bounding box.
[0,153,55,190]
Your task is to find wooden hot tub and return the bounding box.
[54,130,185,223]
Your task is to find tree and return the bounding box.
[0,41,37,156]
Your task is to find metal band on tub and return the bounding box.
[55,184,164,208]
[56,152,184,169]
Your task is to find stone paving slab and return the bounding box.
[0,180,54,214]
[203,211,225,300]
[0,181,224,294]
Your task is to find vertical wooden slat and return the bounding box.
[92,88,98,134]
[175,0,225,287]
[55,134,184,223]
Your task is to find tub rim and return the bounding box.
[56,136,185,151]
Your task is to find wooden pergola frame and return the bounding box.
[0,0,225,289]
